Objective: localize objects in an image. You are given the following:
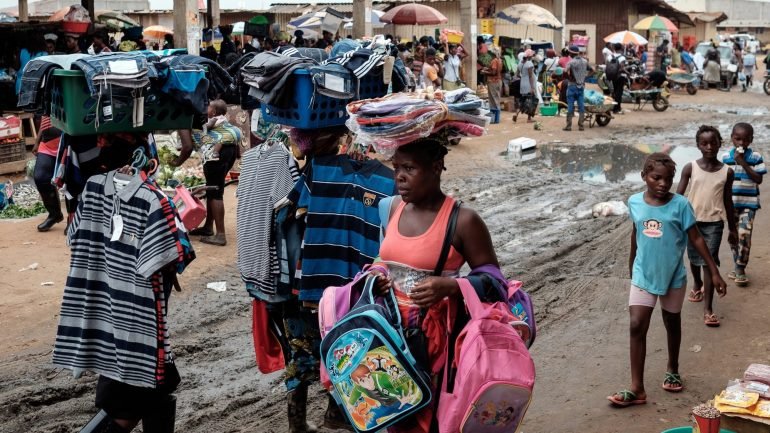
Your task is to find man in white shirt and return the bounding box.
[602,42,613,64]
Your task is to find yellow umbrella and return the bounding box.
[144,25,173,39]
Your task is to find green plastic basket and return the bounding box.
[50,70,195,136]
[539,104,558,116]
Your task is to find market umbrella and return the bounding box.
[380,4,448,25]
[96,10,140,31]
[288,8,345,34]
[633,15,678,32]
[343,10,386,29]
[232,21,245,35]
[604,30,648,46]
[144,25,173,39]
[495,3,562,30]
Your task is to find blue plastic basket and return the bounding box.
[261,69,388,129]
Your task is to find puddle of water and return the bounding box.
[672,104,769,116]
[520,143,705,184]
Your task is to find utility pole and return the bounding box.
[352,0,373,39]
[460,0,478,88]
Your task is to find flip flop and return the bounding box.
[662,372,684,392]
[727,271,736,280]
[734,274,749,287]
[607,390,647,407]
[189,227,214,236]
[687,289,704,302]
[704,313,721,327]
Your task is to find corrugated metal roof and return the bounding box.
[268,2,389,14]
[687,11,728,24]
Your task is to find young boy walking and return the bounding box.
[677,126,738,327]
[722,123,766,286]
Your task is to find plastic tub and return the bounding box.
[660,427,736,433]
[62,21,90,34]
[50,70,195,136]
[261,69,388,129]
[540,104,558,116]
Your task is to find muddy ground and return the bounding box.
[2,84,770,433]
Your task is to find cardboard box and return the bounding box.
[0,116,21,140]
[721,413,770,433]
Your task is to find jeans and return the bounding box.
[612,77,624,112]
[34,153,57,196]
[566,83,585,116]
[73,53,150,96]
[17,54,90,111]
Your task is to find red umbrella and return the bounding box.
[380,4,448,25]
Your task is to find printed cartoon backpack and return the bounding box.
[437,278,536,433]
[506,280,536,348]
[320,275,432,433]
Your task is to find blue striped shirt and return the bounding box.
[289,155,396,301]
[722,148,767,209]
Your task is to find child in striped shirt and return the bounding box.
[722,123,766,286]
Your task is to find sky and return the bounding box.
[0,0,280,12]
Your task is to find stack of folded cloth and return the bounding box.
[346,89,488,157]
[241,51,318,108]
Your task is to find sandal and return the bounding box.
[189,227,214,236]
[704,313,721,327]
[662,372,684,392]
[727,271,737,280]
[734,274,749,287]
[687,288,704,302]
[607,390,647,407]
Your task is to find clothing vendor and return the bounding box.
[52,134,194,433]
[371,136,506,433]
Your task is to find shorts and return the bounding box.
[687,221,723,267]
[628,284,686,313]
[95,366,179,419]
[203,145,237,200]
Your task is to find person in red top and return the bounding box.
[32,116,64,232]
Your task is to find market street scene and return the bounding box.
[1,0,770,432]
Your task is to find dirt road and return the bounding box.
[1,85,769,433]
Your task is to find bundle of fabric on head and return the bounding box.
[345,90,489,157]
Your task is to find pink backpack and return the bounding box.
[438,278,536,433]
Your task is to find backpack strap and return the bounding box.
[433,199,462,276]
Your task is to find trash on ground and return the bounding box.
[19,262,39,272]
[206,281,227,292]
[592,201,629,217]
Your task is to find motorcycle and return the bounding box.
[764,71,770,95]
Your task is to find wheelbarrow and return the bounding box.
[668,72,700,95]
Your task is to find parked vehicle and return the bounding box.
[694,42,737,88]
[764,71,770,95]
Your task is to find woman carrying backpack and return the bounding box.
[370,136,508,433]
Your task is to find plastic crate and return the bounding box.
[261,69,388,129]
[0,140,25,164]
[50,70,196,136]
[539,104,558,116]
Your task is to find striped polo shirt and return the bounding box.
[722,147,767,209]
[53,171,186,388]
[288,155,396,301]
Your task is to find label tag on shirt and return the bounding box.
[111,215,124,241]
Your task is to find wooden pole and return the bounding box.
[18,0,28,22]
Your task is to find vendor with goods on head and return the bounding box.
[171,100,242,246]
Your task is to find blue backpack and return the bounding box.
[320,275,432,433]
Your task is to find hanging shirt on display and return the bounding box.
[53,170,192,389]
[237,138,301,302]
[288,155,397,301]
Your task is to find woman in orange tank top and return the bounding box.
[374,138,502,433]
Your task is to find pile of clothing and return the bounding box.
[18,51,230,127]
[346,89,488,157]
[240,37,409,113]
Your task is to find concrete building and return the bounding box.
[24,0,148,15]
[666,0,770,42]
